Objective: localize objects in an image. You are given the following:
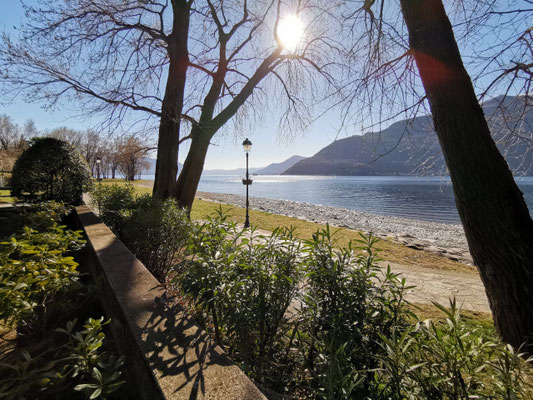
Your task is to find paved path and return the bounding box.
[381,261,490,313]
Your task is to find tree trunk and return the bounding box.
[400,0,533,352]
[173,126,212,209]
[153,0,190,198]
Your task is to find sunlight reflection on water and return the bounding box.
[141,174,533,224]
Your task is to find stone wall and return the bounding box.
[73,206,266,400]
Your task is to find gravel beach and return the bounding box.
[197,191,473,265]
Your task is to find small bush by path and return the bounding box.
[89,184,191,281]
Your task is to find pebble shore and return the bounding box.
[197,191,473,265]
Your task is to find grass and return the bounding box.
[191,198,474,274]
[410,302,494,332]
[95,178,154,185]
[102,179,475,274]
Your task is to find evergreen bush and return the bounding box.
[89,183,135,235]
[11,137,92,205]
[0,317,124,399]
[0,225,85,328]
[90,186,191,281]
[178,210,303,388]
[121,195,191,281]
[176,211,533,399]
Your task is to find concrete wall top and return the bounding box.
[75,206,266,400]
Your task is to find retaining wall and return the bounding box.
[73,205,266,400]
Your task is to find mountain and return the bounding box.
[284,95,533,176]
[255,155,306,175]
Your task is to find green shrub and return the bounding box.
[121,195,191,281]
[0,317,124,400]
[11,137,92,205]
[89,183,135,235]
[178,210,303,387]
[0,225,85,327]
[177,214,532,398]
[300,227,411,399]
[371,300,533,400]
[21,201,73,231]
[89,187,191,281]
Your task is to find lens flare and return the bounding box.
[277,14,304,52]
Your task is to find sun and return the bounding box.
[277,14,304,52]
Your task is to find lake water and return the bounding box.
[141,174,533,224]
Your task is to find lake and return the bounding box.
[199,175,533,224]
[141,174,533,224]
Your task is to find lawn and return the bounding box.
[190,198,472,273]
[101,179,474,273]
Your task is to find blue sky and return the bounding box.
[0,0,343,170]
[0,1,526,170]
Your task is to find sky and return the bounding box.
[0,0,345,170]
[0,1,526,170]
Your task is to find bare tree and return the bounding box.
[82,130,102,175]
[21,119,39,141]
[0,0,341,209]
[171,0,340,208]
[115,136,150,181]
[0,115,20,152]
[0,115,29,170]
[49,127,85,149]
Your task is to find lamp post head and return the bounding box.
[242,138,252,153]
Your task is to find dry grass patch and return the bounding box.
[410,302,493,325]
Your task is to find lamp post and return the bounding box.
[242,138,252,228]
[96,157,102,182]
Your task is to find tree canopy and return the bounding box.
[0,0,342,204]
[11,137,92,205]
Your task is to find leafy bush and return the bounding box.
[89,183,135,235]
[11,137,92,205]
[178,210,303,386]
[0,171,11,188]
[89,187,191,281]
[299,227,411,399]
[175,212,533,399]
[21,201,73,231]
[372,300,533,400]
[121,195,190,281]
[0,317,124,400]
[0,225,85,327]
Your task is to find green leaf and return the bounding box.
[89,387,102,399]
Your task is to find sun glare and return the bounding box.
[277,14,304,52]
